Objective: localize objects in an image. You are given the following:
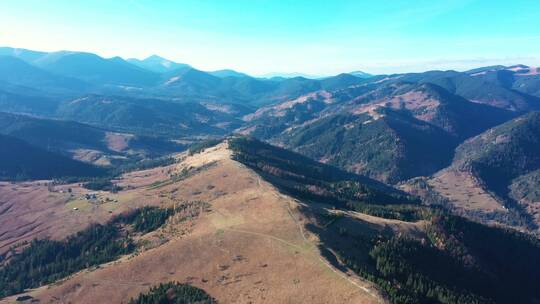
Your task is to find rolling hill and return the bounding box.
[0,138,538,304]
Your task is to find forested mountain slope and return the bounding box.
[243,82,515,183]
[0,134,105,180]
[0,112,184,166]
[1,138,539,304]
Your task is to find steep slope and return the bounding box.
[228,136,412,203]
[510,169,540,209]
[326,82,515,140]
[424,112,540,232]
[452,112,540,197]
[1,139,538,304]
[511,66,540,97]
[0,134,105,180]
[227,138,540,303]
[243,83,514,183]
[278,109,458,184]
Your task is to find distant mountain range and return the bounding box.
[0,47,374,106]
[2,46,540,304]
[258,72,327,79]
[257,71,373,79]
[1,46,540,235]
[127,55,191,73]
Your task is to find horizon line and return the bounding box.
[0,45,535,78]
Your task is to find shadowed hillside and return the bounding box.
[0,134,105,180]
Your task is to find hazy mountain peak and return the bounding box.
[349,70,373,78]
[208,69,249,78]
[142,54,173,66]
[0,47,47,63]
[144,54,166,61]
[507,64,530,69]
[127,55,189,73]
[259,72,325,79]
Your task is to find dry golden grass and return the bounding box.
[105,132,133,152]
[1,144,396,303]
[429,168,506,213]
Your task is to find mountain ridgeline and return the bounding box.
[453,112,540,199]
[2,46,540,303]
[194,138,540,303]
[0,134,539,303]
[446,112,540,229]
[228,136,415,208]
[244,82,517,183]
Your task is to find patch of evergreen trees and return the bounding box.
[188,138,223,156]
[83,178,123,192]
[129,281,216,304]
[0,224,133,297]
[334,214,540,304]
[116,206,174,233]
[229,136,417,211]
[0,206,176,298]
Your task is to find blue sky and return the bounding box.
[1,0,539,75]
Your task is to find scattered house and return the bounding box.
[73,207,78,211]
